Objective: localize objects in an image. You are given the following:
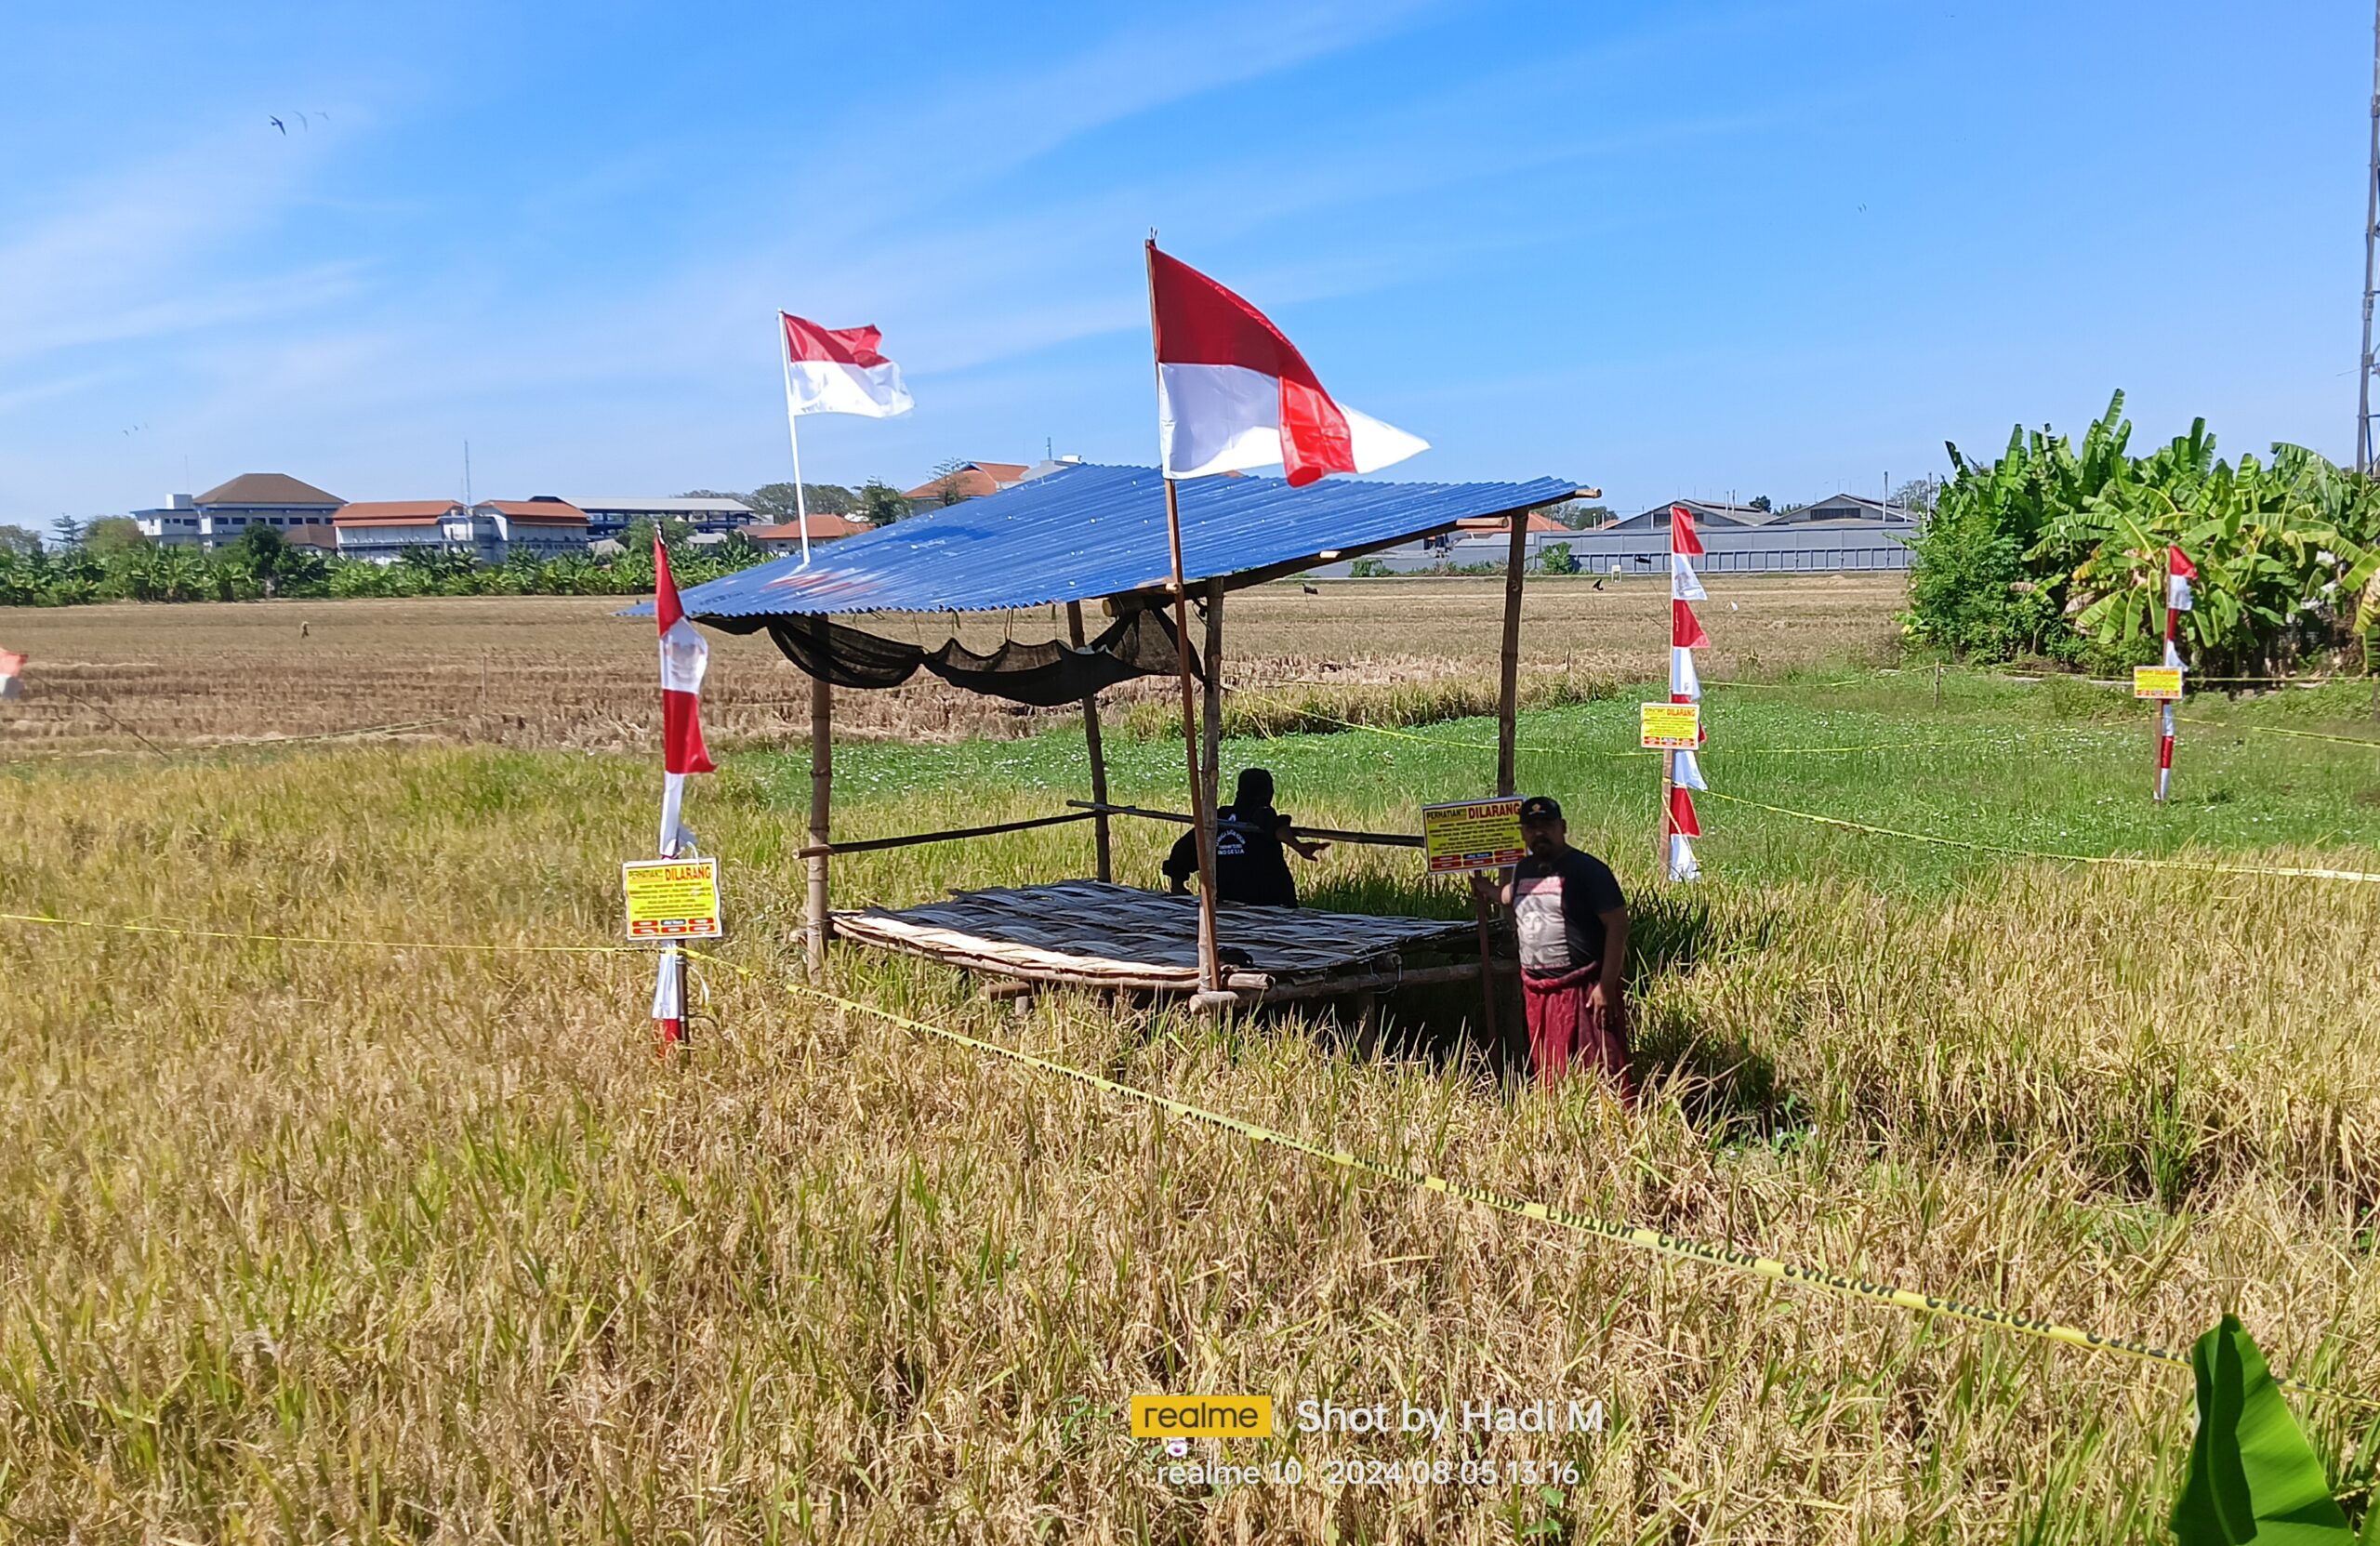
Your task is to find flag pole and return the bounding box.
[2156,558,2178,803]
[777,312,813,569]
[1145,237,1226,1008]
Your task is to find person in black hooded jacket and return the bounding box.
[1161,767,1328,907]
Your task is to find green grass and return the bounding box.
[775,667,2380,900]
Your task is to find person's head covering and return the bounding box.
[1518,794,1564,825]
[1234,767,1276,809]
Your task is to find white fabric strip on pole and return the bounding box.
[778,312,813,569]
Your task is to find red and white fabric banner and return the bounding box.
[1667,506,1706,880]
[2165,544,2198,628]
[653,537,714,1048]
[0,649,22,702]
[2157,545,2195,801]
[1148,244,1426,486]
[654,536,716,857]
[780,313,914,418]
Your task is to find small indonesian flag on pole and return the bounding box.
[0,649,22,702]
[2166,544,2197,617]
[780,314,914,418]
[1148,244,1427,486]
[2155,546,2194,802]
[653,538,713,1050]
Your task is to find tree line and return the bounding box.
[1904,392,2380,674]
[0,521,774,606]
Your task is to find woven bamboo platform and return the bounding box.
[832,879,1480,1002]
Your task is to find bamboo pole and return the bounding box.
[1479,509,1533,1050]
[1202,579,1224,826]
[1064,601,1113,881]
[1496,510,1530,795]
[1067,799,1420,848]
[791,809,1097,860]
[1163,481,1224,1003]
[806,626,833,972]
[1145,238,1226,1008]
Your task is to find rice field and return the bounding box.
[0,574,1901,757]
[3,580,2379,1540]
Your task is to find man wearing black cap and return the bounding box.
[1473,795,1633,1094]
[1163,767,1329,907]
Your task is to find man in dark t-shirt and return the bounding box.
[1473,795,1633,1094]
[1163,768,1328,907]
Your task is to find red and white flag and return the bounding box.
[1667,507,1707,880]
[2166,544,2197,619]
[780,313,914,418]
[1148,244,1426,486]
[654,537,715,856]
[0,650,22,702]
[652,539,714,1050]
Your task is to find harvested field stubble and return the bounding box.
[0,575,1902,755]
[3,721,2378,1540]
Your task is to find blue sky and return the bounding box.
[3,0,2373,522]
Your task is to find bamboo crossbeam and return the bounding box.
[1064,799,1424,849]
[791,809,1098,860]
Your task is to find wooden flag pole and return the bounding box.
[1145,237,1227,1008]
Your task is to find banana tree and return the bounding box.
[2031,435,2377,670]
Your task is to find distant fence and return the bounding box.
[1309,523,1915,577]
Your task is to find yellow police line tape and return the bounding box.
[1695,790,2380,885]
[1230,684,2013,760]
[0,902,2367,1409]
[677,947,2375,1410]
[2179,717,2380,749]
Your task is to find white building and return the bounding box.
[570,496,755,542]
[134,472,344,550]
[472,500,590,560]
[331,501,477,564]
[330,499,591,563]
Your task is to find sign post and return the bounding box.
[1641,701,1701,875]
[1421,797,1525,1050]
[622,857,725,941]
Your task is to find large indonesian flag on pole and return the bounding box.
[1148,245,1427,486]
[780,313,914,418]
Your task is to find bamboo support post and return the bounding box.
[1496,509,1529,796]
[1474,509,1532,1050]
[1064,601,1113,882]
[806,641,833,972]
[1202,578,1224,822]
[791,809,1096,860]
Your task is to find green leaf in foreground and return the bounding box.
[2169,1314,2352,1544]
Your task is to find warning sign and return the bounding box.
[622,858,723,940]
[1640,702,1702,749]
[1421,797,1527,875]
[2133,667,2185,701]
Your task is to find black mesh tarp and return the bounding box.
[759,608,1197,707]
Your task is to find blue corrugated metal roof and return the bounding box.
[662,462,1580,620]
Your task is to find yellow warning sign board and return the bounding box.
[1421,797,1526,875]
[2133,667,2184,701]
[622,858,723,940]
[1640,702,1702,749]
